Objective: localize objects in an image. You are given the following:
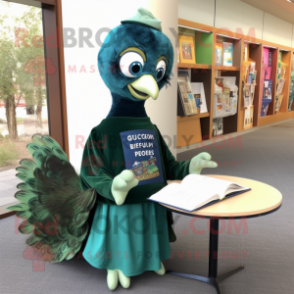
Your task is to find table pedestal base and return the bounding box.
[167,265,244,294]
[168,219,245,293]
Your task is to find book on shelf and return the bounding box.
[261,64,272,88]
[242,66,256,106]
[213,117,223,137]
[275,95,284,113]
[250,62,255,73]
[244,105,254,129]
[263,48,272,67]
[277,60,282,79]
[261,100,271,117]
[214,77,238,118]
[178,34,196,64]
[263,48,269,65]
[215,43,223,65]
[276,79,285,96]
[248,73,253,84]
[252,70,257,84]
[190,82,208,114]
[243,60,256,84]
[250,84,256,105]
[223,42,233,67]
[269,51,272,67]
[177,72,198,116]
[242,64,250,83]
[243,83,251,107]
[263,80,273,100]
[148,174,251,212]
[261,79,273,117]
[289,71,294,111]
[280,63,287,80]
[278,51,282,62]
[243,43,248,61]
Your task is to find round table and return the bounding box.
[162,175,282,294]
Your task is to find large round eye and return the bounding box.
[156,59,167,82]
[119,52,144,78]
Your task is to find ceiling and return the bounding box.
[241,0,294,25]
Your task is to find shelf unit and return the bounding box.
[177,18,294,148]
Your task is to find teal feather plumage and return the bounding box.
[7,134,96,263]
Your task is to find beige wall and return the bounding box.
[145,0,178,157]
[179,0,215,26]
[263,13,293,48]
[215,0,263,39]
[179,0,294,47]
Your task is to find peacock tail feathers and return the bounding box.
[7,134,96,263]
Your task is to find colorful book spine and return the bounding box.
[263,48,269,65]
[223,42,233,67]
[215,43,223,66]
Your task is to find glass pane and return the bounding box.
[0,1,49,205]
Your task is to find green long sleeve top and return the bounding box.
[80,117,191,205]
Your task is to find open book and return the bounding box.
[148,174,251,212]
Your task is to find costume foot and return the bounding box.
[107,269,118,290]
[155,262,165,276]
[118,270,131,289]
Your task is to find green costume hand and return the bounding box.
[189,152,218,175]
[111,170,139,205]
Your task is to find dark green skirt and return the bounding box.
[83,201,171,276]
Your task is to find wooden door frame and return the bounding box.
[6,0,69,156]
[1,0,68,219]
[40,0,69,157]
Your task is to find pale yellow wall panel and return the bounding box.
[179,0,215,27]
[241,2,263,40]
[215,0,243,33]
[264,13,292,47]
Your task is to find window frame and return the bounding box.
[1,0,68,218]
[6,0,69,156]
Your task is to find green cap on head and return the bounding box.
[121,8,162,32]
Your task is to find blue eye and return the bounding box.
[156,68,165,81]
[129,62,143,76]
[156,59,167,82]
[120,52,144,78]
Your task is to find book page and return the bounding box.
[182,174,249,198]
[149,174,250,212]
[149,182,216,211]
[181,174,229,199]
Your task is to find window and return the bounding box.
[0,0,67,217]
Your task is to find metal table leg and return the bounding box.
[167,219,244,294]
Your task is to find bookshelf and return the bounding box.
[276,49,291,114]
[176,18,294,148]
[238,40,263,131]
[177,21,213,147]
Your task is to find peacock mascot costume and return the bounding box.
[8,8,217,290]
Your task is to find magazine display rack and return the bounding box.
[213,77,238,118]
[177,18,294,148]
